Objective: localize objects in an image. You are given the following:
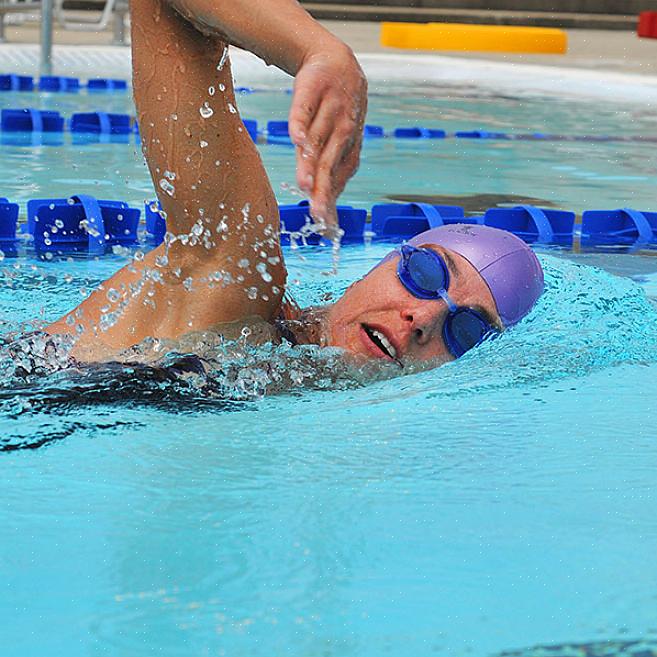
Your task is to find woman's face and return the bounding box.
[325,244,501,364]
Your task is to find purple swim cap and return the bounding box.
[406,224,544,327]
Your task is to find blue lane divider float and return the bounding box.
[371,202,478,238]
[393,127,446,139]
[581,208,657,249]
[70,112,132,134]
[87,79,128,92]
[364,125,385,138]
[39,76,81,93]
[2,195,657,255]
[0,74,34,92]
[266,120,292,145]
[242,119,258,142]
[0,198,20,255]
[279,200,366,245]
[482,205,576,246]
[1,108,65,132]
[455,130,511,140]
[26,196,140,255]
[0,106,654,146]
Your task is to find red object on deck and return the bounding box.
[638,11,657,38]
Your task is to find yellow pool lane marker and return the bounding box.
[380,22,568,55]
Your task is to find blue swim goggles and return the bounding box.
[397,244,498,358]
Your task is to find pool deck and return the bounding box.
[1,15,656,76]
[324,21,657,77]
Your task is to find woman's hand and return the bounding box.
[288,43,367,237]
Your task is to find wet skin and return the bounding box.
[325,244,501,364]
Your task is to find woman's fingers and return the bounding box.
[288,45,368,236]
[309,129,352,231]
[288,74,319,194]
[288,70,318,143]
[296,97,340,194]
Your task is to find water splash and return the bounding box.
[216,47,229,71]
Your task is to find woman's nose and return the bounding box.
[401,300,446,345]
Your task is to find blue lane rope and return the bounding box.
[1,196,656,255]
[0,108,654,145]
[0,74,127,92]
[0,73,653,145]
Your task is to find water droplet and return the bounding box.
[54,219,64,228]
[246,287,258,300]
[208,86,215,96]
[183,277,193,291]
[107,288,120,303]
[199,102,214,119]
[219,83,226,92]
[200,140,209,148]
[159,178,176,196]
[67,198,75,205]
[164,170,176,181]
[228,102,237,114]
[134,250,145,262]
[256,262,273,282]
[237,258,250,269]
[48,203,55,210]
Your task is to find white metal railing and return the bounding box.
[0,0,129,66]
[41,0,52,75]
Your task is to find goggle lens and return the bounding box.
[445,309,490,357]
[404,247,448,296]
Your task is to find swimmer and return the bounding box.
[45,0,544,367]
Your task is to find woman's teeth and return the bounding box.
[370,327,397,358]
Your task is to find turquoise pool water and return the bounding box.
[1,84,657,657]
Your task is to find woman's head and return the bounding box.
[324,224,544,364]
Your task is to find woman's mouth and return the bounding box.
[360,323,398,360]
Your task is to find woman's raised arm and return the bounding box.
[47,0,367,360]
[169,0,368,229]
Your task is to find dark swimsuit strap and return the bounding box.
[274,318,299,346]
